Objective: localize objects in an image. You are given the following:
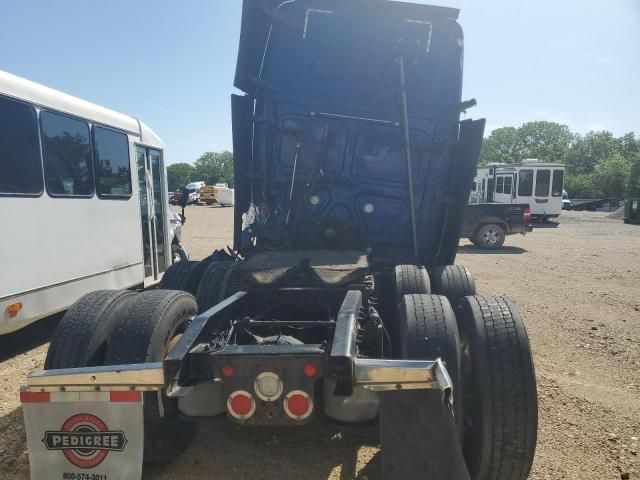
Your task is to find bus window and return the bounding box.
[535,169,551,197]
[41,111,93,197]
[496,176,504,193]
[518,170,533,197]
[0,96,43,195]
[504,176,512,194]
[552,170,564,197]
[94,126,131,198]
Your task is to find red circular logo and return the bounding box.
[60,414,109,469]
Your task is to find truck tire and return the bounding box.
[196,261,239,312]
[104,290,198,464]
[394,264,431,301]
[456,295,537,480]
[379,294,464,479]
[431,265,477,306]
[44,290,136,369]
[398,294,463,433]
[160,260,208,295]
[474,223,505,249]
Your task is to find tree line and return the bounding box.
[166,151,234,192]
[480,121,640,198]
[169,123,640,200]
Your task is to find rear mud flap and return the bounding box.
[379,390,469,480]
[21,390,144,480]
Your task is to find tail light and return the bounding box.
[523,206,531,223]
[283,390,313,420]
[227,390,256,420]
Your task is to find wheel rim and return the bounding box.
[482,229,499,245]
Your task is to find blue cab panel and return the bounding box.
[233,0,485,268]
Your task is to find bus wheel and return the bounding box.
[474,224,505,249]
[379,294,464,478]
[160,260,208,295]
[456,295,537,480]
[104,290,198,464]
[196,261,240,312]
[431,265,477,307]
[44,290,136,369]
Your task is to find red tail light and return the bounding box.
[284,390,313,420]
[523,206,531,223]
[227,390,256,420]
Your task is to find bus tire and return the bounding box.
[160,260,208,295]
[379,294,464,478]
[196,261,239,312]
[431,265,477,306]
[456,295,537,480]
[474,223,505,249]
[104,290,198,464]
[44,290,136,369]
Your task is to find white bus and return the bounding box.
[470,160,565,220]
[0,70,171,334]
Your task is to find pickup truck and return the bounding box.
[461,203,532,249]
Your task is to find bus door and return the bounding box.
[136,147,168,285]
[533,168,551,214]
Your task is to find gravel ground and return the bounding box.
[1,207,638,480]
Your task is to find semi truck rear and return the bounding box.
[21,1,537,479]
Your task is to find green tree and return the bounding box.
[626,153,640,197]
[480,127,523,165]
[193,151,234,187]
[564,173,596,198]
[565,131,620,175]
[517,121,572,162]
[166,163,195,191]
[593,154,632,198]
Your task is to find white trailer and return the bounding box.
[0,70,171,334]
[470,160,566,220]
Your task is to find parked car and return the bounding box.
[562,189,572,210]
[461,203,532,249]
[168,211,189,262]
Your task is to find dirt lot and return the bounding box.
[1,207,638,480]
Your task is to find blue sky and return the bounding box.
[1,0,638,165]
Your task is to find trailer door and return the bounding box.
[136,147,167,285]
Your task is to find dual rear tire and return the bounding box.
[45,289,198,464]
[383,265,537,480]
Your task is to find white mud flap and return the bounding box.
[21,390,144,480]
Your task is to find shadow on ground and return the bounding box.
[458,245,527,255]
[143,416,380,480]
[0,313,61,362]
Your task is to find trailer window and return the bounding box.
[552,170,564,197]
[504,176,512,194]
[0,96,43,195]
[94,126,131,198]
[41,111,93,197]
[535,169,551,197]
[496,176,504,193]
[518,170,533,197]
